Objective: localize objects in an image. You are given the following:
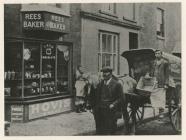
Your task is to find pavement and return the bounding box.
[7,107,168,136]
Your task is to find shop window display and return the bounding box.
[57,45,69,94]
[5,40,71,98]
[41,43,56,95]
[5,42,22,97]
[24,42,41,96]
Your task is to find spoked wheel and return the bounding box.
[127,103,144,134]
[127,103,144,122]
[169,85,181,133]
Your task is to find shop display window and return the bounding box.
[5,39,71,98]
[41,43,56,95]
[24,42,41,97]
[56,45,69,94]
[5,41,22,97]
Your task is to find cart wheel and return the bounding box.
[169,85,181,133]
[128,103,144,122]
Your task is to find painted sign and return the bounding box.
[22,11,70,33]
[11,105,24,122]
[28,98,72,120]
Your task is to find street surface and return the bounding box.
[8,108,180,136]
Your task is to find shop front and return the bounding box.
[5,10,73,122]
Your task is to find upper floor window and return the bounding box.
[98,32,119,74]
[122,3,135,21]
[101,3,116,15]
[156,8,164,37]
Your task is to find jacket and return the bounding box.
[153,58,169,87]
[90,78,124,114]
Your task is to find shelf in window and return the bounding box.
[57,76,68,79]
[25,68,40,70]
[40,92,55,96]
[5,79,22,81]
[41,77,55,79]
[24,78,40,80]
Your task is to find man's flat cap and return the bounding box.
[101,66,113,73]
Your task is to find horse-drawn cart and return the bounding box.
[121,48,181,134]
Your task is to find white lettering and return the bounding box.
[51,15,64,22]
[25,14,30,20]
[11,106,23,112]
[30,104,40,114]
[51,101,59,109]
[59,100,63,109]
[24,13,41,20]
[41,103,50,112]
[46,21,65,31]
[23,21,44,28]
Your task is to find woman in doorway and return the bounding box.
[75,65,88,113]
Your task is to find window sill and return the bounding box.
[99,10,118,18]
[157,35,165,40]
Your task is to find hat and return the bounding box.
[101,66,113,73]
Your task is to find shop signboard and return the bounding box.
[28,98,72,120]
[11,105,24,122]
[22,11,70,33]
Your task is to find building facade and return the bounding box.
[4,4,74,122]
[67,3,181,75]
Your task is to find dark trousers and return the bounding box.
[93,107,117,135]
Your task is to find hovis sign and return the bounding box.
[28,98,72,120]
[22,11,70,33]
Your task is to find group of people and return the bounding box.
[74,50,170,135]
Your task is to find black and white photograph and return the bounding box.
[4,1,182,136]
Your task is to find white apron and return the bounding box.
[150,88,166,109]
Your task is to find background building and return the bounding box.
[66,3,181,75]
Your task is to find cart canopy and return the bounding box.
[121,48,181,86]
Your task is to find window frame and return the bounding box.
[156,8,165,38]
[99,3,117,17]
[98,31,119,74]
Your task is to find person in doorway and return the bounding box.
[90,66,123,135]
[75,65,88,113]
[151,50,169,118]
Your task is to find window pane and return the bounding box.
[99,32,119,74]
[113,55,116,70]
[41,43,56,95]
[113,36,116,53]
[105,54,111,67]
[24,42,41,97]
[56,45,69,94]
[98,53,101,71]
[102,54,106,67]
[106,35,112,52]
[102,34,107,52]
[157,9,163,24]
[156,8,164,37]
[5,42,22,97]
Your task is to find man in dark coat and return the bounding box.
[90,66,124,135]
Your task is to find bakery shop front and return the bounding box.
[5,10,74,122]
